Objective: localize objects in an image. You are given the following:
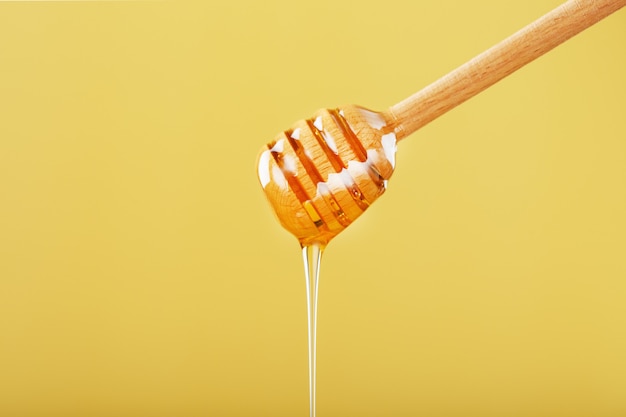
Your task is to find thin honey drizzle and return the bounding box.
[302,243,323,417]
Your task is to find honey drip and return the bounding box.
[302,243,323,417]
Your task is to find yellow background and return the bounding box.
[1,1,625,416]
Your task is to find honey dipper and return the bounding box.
[257,0,626,247]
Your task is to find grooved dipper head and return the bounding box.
[257,105,398,247]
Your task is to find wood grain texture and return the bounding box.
[388,0,626,141]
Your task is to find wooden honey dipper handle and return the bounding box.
[388,0,626,141]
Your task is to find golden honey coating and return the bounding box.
[257,105,398,246]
